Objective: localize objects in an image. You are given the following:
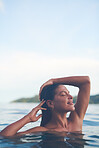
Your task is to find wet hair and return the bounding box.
[40,84,60,126]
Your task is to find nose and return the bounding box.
[68,94,73,99]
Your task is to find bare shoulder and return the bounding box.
[68,111,83,131]
[30,126,48,132]
[15,126,48,136]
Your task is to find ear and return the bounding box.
[46,100,54,109]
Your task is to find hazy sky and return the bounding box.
[0,0,99,102]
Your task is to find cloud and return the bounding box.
[0,50,99,102]
[0,50,99,83]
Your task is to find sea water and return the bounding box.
[0,103,99,148]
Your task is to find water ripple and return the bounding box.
[83,120,99,126]
[89,135,99,139]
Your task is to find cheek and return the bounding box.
[54,98,68,109]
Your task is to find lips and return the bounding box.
[67,101,74,105]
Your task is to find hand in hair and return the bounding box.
[27,100,47,122]
[39,79,53,99]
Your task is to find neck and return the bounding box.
[50,111,68,129]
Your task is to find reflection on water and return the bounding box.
[0,103,99,148]
[0,131,98,148]
[0,132,87,148]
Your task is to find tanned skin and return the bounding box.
[0,76,90,137]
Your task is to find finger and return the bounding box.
[34,106,47,112]
[40,107,47,110]
[36,114,42,120]
[38,100,46,107]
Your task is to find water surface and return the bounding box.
[0,103,99,148]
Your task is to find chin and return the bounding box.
[68,106,75,112]
[71,106,75,111]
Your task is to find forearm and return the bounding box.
[0,100,46,137]
[0,115,30,137]
[53,76,90,88]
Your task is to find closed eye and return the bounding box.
[60,92,67,96]
[59,91,70,96]
[61,94,66,96]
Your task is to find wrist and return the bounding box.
[24,114,31,123]
[52,78,58,84]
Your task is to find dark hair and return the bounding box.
[40,84,60,126]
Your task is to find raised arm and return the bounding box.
[40,76,90,119]
[0,100,46,137]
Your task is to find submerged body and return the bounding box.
[0,76,90,137]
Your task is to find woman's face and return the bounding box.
[53,85,75,113]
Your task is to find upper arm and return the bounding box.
[74,79,90,119]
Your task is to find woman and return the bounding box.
[0,76,90,137]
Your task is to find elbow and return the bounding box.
[0,133,14,137]
[0,130,14,137]
[0,132,9,137]
[86,76,90,84]
[0,132,7,137]
[79,76,91,92]
[80,76,91,89]
[82,76,91,89]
